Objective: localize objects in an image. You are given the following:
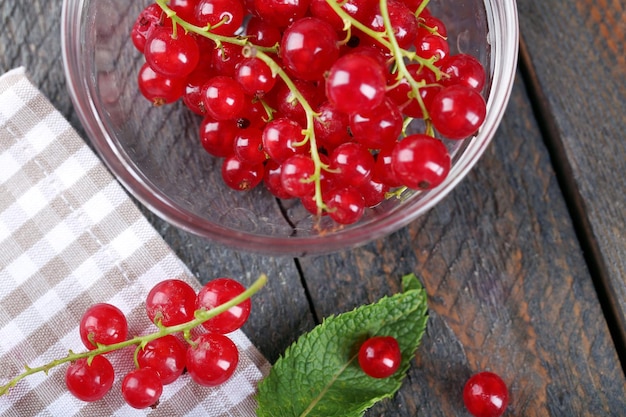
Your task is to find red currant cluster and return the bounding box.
[131,0,487,225]
[65,277,251,409]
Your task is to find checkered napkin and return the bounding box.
[0,67,270,416]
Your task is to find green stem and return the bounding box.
[247,47,327,214]
[379,0,432,124]
[155,0,276,53]
[0,274,268,397]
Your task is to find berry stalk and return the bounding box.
[0,274,268,397]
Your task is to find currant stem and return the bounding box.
[250,49,327,214]
[0,274,268,397]
[154,0,276,53]
[378,0,431,124]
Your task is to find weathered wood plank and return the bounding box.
[518,0,626,351]
[298,71,626,416]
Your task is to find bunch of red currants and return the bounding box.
[66,277,251,409]
[132,0,487,225]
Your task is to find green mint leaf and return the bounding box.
[256,273,428,417]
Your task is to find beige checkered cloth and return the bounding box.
[0,67,270,416]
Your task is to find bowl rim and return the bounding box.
[61,0,519,256]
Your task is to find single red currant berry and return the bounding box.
[169,0,199,23]
[325,187,365,225]
[234,127,267,165]
[366,0,419,49]
[264,160,294,199]
[280,154,317,197]
[252,0,311,28]
[350,98,403,150]
[79,303,128,350]
[358,336,402,378]
[329,142,375,188]
[280,17,340,81]
[221,155,265,191]
[391,134,450,190]
[121,368,163,409]
[186,333,239,386]
[373,146,403,188]
[439,53,486,92]
[196,277,251,333]
[137,335,187,385]
[202,76,247,121]
[145,279,197,327]
[137,63,186,106]
[199,117,238,157]
[313,101,351,150]
[144,27,200,78]
[210,42,244,77]
[463,372,509,417]
[235,57,277,96]
[194,0,245,36]
[326,53,387,115]
[428,85,487,140]
[357,177,389,208]
[414,33,450,62]
[65,355,115,402]
[245,16,282,48]
[262,118,309,163]
[131,4,164,53]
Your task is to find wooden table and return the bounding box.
[2,0,625,415]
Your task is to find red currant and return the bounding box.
[262,118,309,163]
[202,75,247,121]
[429,85,487,140]
[221,155,265,191]
[65,355,115,402]
[79,303,128,350]
[234,127,267,165]
[358,336,402,378]
[263,159,294,199]
[252,0,311,28]
[326,53,387,115]
[439,53,486,91]
[235,57,277,96]
[121,368,163,409]
[280,154,317,197]
[146,279,197,327]
[144,27,200,77]
[366,0,419,49]
[186,333,239,386]
[199,116,238,157]
[329,142,375,188]
[196,277,251,333]
[463,372,509,417]
[194,0,245,36]
[350,97,403,150]
[131,4,164,53]
[245,16,282,48]
[137,63,185,106]
[280,17,340,81]
[391,134,450,190]
[313,101,351,150]
[325,187,365,225]
[137,335,187,385]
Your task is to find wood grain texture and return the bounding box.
[518,0,626,347]
[299,71,626,416]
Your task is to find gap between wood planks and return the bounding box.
[517,34,626,375]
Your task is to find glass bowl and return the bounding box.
[61,0,518,256]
